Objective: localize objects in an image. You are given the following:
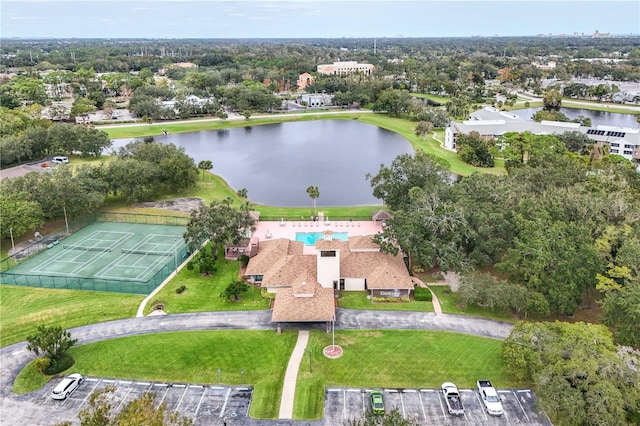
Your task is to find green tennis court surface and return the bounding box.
[1,221,188,294]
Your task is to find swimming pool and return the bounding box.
[295,232,349,245]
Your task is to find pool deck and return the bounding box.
[252,220,383,254]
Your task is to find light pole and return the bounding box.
[9,228,15,257]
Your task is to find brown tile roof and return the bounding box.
[341,250,412,290]
[347,235,380,251]
[262,255,317,288]
[245,239,303,275]
[272,282,335,322]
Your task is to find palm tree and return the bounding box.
[197,160,213,180]
[306,185,320,217]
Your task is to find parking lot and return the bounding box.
[324,387,552,425]
[40,377,252,425]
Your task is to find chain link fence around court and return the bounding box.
[0,212,192,295]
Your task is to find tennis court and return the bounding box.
[1,221,189,295]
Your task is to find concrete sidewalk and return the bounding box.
[279,330,309,419]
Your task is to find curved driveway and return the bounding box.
[0,309,512,399]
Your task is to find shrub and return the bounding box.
[414,287,433,302]
[372,297,410,303]
[175,285,187,294]
[261,287,276,300]
[412,265,425,274]
[34,356,51,374]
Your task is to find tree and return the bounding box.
[220,280,249,301]
[455,131,495,167]
[70,97,96,119]
[366,151,450,211]
[236,188,248,200]
[183,198,256,260]
[197,160,213,180]
[372,88,412,117]
[502,321,640,426]
[306,185,320,217]
[242,110,252,120]
[542,88,562,110]
[414,121,433,140]
[186,245,217,276]
[26,325,77,371]
[75,387,193,426]
[0,193,45,239]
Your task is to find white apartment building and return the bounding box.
[317,61,374,76]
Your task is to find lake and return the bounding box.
[112,120,414,207]
[511,107,639,129]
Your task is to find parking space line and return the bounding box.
[85,378,98,382]
[158,386,170,405]
[103,380,115,384]
[475,391,488,421]
[327,388,341,392]
[144,383,154,395]
[79,379,102,408]
[119,381,132,385]
[174,385,189,411]
[513,390,530,421]
[399,392,406,418]
[218,387,231,418]
[437,389,447,420]
[116,382,135,411]
[418,390,427,422]
[193,387,208,418]
[361,391,366,415]
[343,390,346,420]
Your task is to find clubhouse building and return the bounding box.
[244,230,413,330]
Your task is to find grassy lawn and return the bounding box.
[0,285,142,347]
[143,250,269,315]
[337,291,434,312]
[14,330,299,420]
[428,285,516,322]
[293,329,517,420]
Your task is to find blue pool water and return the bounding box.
[295,232,349,245]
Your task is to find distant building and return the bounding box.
[445,107,640,162]
[531,60,556,70]
[297,73,315,91]
[317,61,374,76]
[300,93,332,107]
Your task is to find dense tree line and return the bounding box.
[0,120,112,167]
[503,321,640,425]
[0,140,198,239]
[368,144,640,343]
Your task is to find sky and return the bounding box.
[1,0,639,39]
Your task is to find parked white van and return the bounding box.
[51,156,69,164]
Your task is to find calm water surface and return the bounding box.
[113,120,414,207]
[512,107,639,128]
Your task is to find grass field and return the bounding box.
[13,329,515,421]
[143,248,269,315]
[293,329,517,420]
[15,330,298,419]
[429,285,516,322]
[0,285,142,347]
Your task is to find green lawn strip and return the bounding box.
[13,330,298,419]
[0,285,142,347]
[144,251,269,315]
[337,291,434,312]
[428,285,515,322]
[293,329,517,420]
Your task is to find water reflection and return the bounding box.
[113,120,414,207]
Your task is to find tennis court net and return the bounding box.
[64,245,112,253]
[121,248,173,256]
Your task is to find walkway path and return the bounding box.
[410,277,442,314]
[279,330,309,419]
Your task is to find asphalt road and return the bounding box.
[0,310,516,424]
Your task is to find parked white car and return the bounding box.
[51,373,83,400]
[477,379,504,416]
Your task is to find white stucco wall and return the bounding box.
[344,278,365,291]
[317,249,340,288]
